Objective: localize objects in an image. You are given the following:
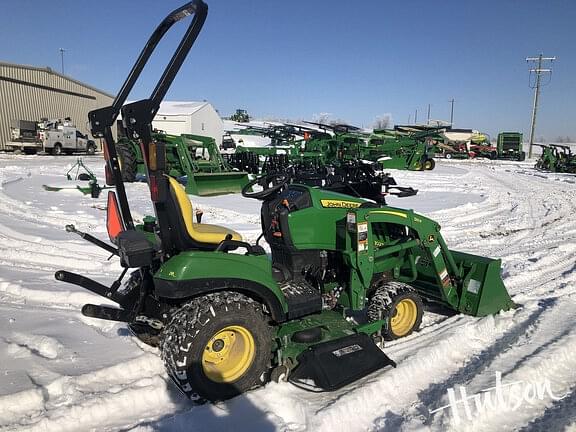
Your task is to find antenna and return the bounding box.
[59,48,66,74]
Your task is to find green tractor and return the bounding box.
[115,131,249,196]
[230,109,250,123]
[55,1,514,403]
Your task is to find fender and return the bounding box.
[154,250,287,322]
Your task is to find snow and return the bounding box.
[156,101,208,116]
[0,154,575,431]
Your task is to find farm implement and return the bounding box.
[535,144,576,173]
[53,0,514,403]
[496,132,526,161]
[116,131,250,196]
[42,158,109,198]
[369,127,438,170]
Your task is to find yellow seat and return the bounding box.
[168,177,242,245]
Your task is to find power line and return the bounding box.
[526,53,556,158]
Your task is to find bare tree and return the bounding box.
[373,114,392,130]
[312,112,332,125]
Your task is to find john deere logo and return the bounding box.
[428,234,435,243]
[320,199,361,209]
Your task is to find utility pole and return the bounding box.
[59,48,66,74]
[427,104,431,125]
[449,98,455,126]
[414,109,418,124]
[526,53,555,158]
[408,114,411,124]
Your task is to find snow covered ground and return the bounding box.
[0,154,575,431]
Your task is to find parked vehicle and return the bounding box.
[496,132,525,161]
[4,119,43,154]
[40,118,97,155]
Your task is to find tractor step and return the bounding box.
[289,332,396,391]
[280,280,322,319]
[81,304,131,322]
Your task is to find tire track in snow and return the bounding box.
[0,353,172,431]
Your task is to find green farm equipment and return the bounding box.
[230,109,250,123]
[115,132,249,195]
[535,144,576,173]
[227,123,418,204]
[54,1,514,403]
[534,144,557,171]
[369,128,437,170]
[552,145,576,173]
[42,158,109,198]
[496,132,526,161]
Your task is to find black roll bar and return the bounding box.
[88,1,208,230]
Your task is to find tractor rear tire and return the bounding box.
[161,292,273,403]
[424,159,435,170]
[368,281,423,340]
[116,141,138,182]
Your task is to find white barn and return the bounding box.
[152,101,223,146]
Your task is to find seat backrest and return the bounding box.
[167,177,198,240]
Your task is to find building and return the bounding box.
[152,101,224,146]
[0,61,113,149]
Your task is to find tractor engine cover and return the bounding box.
[117,230,154,268]
[289,333,396,391]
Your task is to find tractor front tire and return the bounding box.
[368,281,424,340]
[424,158,435,170]
[161,292,273,403]
[116,141,138,182]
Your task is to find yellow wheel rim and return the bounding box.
[201,325,255,383]
[390,298,418,337]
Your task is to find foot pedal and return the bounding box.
[289,333,396,391]
[280,280,322,319]
[82,304,131,322]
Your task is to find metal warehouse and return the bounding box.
[0,61,113,149]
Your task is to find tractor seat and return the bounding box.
[168,177,242,245]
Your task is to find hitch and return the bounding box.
[66,224,118,256]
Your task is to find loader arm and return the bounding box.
[345,207,514,316]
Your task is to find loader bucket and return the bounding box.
[450,250,515,317]
[181,172,250,196]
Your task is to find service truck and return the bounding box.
[40,119,97,155]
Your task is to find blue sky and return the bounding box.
[1,1,574,139]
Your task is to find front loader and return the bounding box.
[54,1,514,403]
[115,131,249,196]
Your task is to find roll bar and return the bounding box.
[88,1,208,229]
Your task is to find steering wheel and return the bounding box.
[242,173,289,200]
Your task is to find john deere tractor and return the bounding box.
[54,1,514,403]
